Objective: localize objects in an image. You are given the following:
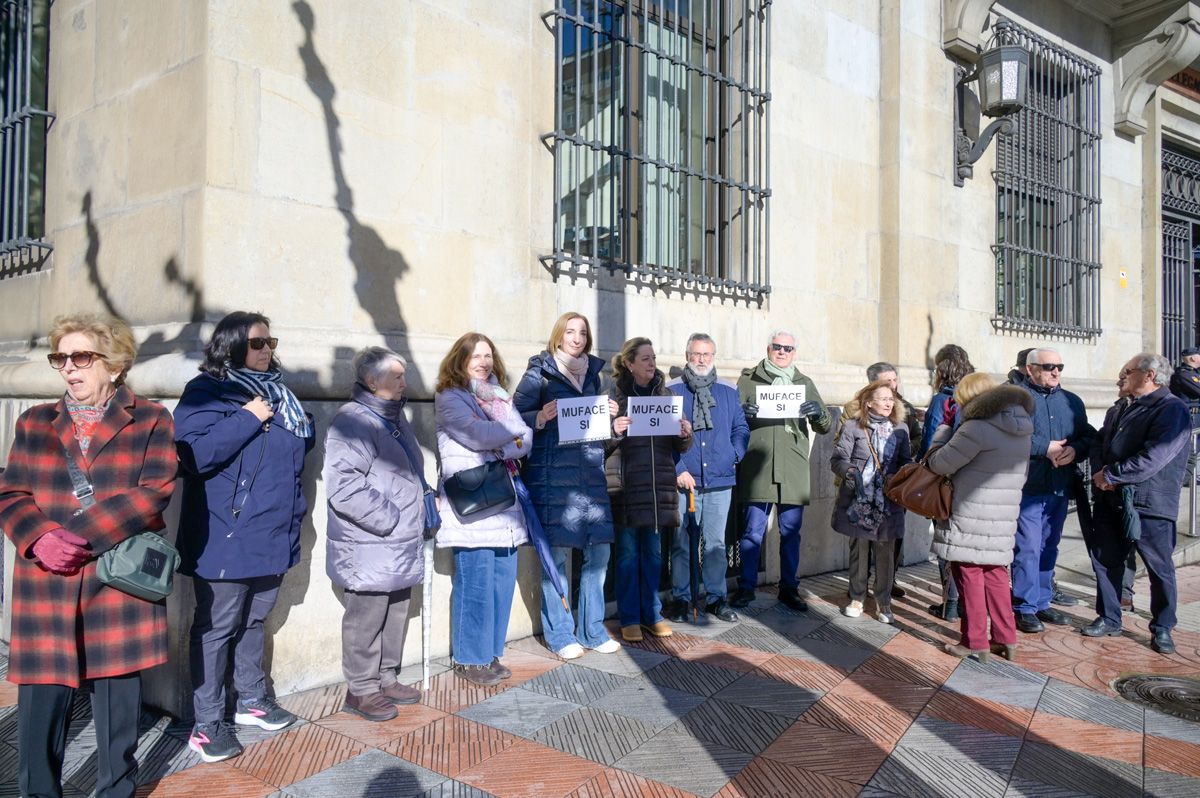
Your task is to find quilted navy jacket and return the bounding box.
[175,373,314,579]
[512,351,615,548]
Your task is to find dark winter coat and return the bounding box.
[605,372,692,529]
[1169,364,1200,428]
[175,373,314,580]
[1020,382,1095,497]
[736,361,833,505]
[829,400,911,541]
[0,387,177,686]
[512,351,614,548]
[669,377,749,490]
[1090,386,1191,521]
[919,385,956,457]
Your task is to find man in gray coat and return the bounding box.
[1084,353,1192,654]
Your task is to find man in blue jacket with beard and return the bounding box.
[667,333,750,624]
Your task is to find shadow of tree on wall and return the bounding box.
[292,0,425,392]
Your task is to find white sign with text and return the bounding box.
[755,384,806,419]
[627,395,683,437]
[556,395,611,444]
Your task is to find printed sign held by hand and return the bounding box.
[628,396,682,436]
[755,384,806,419]
[557,395,611,445]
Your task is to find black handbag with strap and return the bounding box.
[443,459,516,520]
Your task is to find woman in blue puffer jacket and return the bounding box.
[513,312,621,659]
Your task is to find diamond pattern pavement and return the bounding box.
[5,561,1200,796]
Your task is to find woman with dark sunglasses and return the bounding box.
[173,311,315,763]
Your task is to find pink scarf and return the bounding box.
[554,348,588,392]
[469,378,514,422]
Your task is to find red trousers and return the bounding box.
[950,562,1017,649]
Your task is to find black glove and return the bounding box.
[742,402,759,419]
[799,400,823,420]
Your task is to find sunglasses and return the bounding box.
[47,351,103,370]
[1032,363,1065,372]
[248,337,279,351]
[770,343,795,353]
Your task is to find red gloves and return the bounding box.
[32,528,91,574]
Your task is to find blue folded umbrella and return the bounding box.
[512,474,570,610]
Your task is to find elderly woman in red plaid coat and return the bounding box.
[0,314,177,798]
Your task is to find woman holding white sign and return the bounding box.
[513,313,622,659]
[606,338,693,641]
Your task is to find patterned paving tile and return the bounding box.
[315,702,448,747]
[1143,766,1200,797]
[135,761,276,797]
[230,721,366,788]
[505,635,563,661]
[861,632,962,686]
[893,716,1023,774]
[942,656,1048,710]
[776,637,878,671]
[569,644,669,678]
[519,664,630,706]
[759,720,890,785]
[133,728,206,785]
[866,744,1010,798]
[1008,741,1142,798]
[617,630,705,658]
[1145,734,1200,778]
[737,606,828,640]
[674,639,776,673]
[587,680,706,731]
[457,687,581,738]
[0,682,16,709]
[613,727,752,797]
[804,617,899,651]
[676,697,792,756]
[565,767,695,798]
[455,738,605,798]
[532,706,657,765]
[834,673,937,717]
[713,624,801,654]
[394,658,454,687]
[421,670,506,714]
[1146,707,1200,745]
[273,748,450,797]
[493,648,568,687]
[643,657,744,697]
[276,683,348,722]
[799,689,918,747]
[1025,711,1143,766]
[920,690,1033,739]
[382,715,520,779]
[714,756,860,798]
[1034,677,1143,733]
[711,673,821,718]
[751,653,849,692]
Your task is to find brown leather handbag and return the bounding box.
[884,458,953,521]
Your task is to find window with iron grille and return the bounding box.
[992,19,1101,338]
[543,0,771,298]
[1,0,52,274]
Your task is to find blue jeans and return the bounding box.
[740,502,804,591]
[540,543,611,651]
[451,547,518,666]
[1012,493,1069,615]
[616,527,665,627]
[672,488,732,603]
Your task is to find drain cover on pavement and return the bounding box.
[1113,674,1200,722]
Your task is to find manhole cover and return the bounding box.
[1113,674,1200,722]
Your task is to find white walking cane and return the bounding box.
[422,537,434,690]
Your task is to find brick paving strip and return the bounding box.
[2,560,1200,797]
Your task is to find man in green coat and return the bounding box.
[730,331,833,611]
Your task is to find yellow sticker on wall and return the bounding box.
[1119,269,1128,289]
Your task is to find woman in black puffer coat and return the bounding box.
[607,338,693,642]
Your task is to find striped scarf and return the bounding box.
[226,367,313,439]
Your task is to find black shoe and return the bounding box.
[928,601,958,621]
[1079,618,1121,638]
[188,721,243,764]
[1151,630,1176,655]
[706,598,739,623]
[890,585,907,599]
[778,588,808,612]
[1050,590,1080,607]
[1016,613,1045,634]
[1036,608,1070,626]
[729,588,755,608]
[664,599,690,623]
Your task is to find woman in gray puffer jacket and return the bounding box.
[927,375,1034,663]
[324,347,428,722]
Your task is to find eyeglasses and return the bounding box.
[687,351,715,360]
[1031,363,1065,372]
[48,351,103,370]
[248,337,279,351]
[770,343,795,353]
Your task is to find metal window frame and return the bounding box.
[991,18,1102,339]
[1,0,53,273]
[1160,145,1200,357]
[542,0,772,299]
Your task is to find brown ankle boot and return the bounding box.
[989,643,1017,661]
[943,643,989,662]
[380,682,421,704]
[344,691,399,722]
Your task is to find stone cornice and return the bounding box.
[943,0,996,61]
[1115,2,1200,136]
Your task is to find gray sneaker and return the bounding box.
[234,696,298,731]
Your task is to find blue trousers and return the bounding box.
[671,488,733,603]
[540,543,612,651]
[1012,493,1069,615]
[740,502,804,591]
[451,547,518,666]
[616,527,665,627]
[1089,503,1177,633]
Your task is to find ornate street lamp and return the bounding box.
[954,42,1030,186]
